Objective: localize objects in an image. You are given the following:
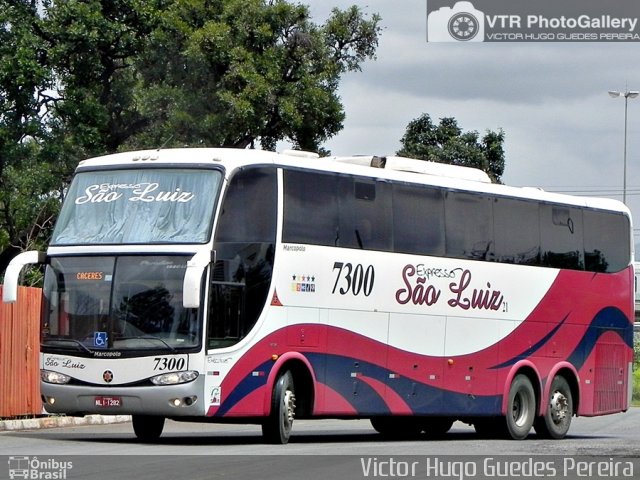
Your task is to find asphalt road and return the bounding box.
[1,409,639,479]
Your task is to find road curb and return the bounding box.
[0,415,131,432]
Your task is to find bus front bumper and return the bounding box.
[40,375,206,417]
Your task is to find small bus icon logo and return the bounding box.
[8,456,30,479]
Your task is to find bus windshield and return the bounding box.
[41,256,200,353]
[52,168,222,245]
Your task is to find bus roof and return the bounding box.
[75,148,630,216]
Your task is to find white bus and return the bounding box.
[3,148,635,443]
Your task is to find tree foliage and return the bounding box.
[126,1,381,151]
[0,1,58,277]
[397,113,505,183]
[0,0,381,275]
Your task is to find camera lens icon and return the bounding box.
[427,2,484,42]
[448,12,480,41]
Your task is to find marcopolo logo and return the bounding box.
[427,0,640,42]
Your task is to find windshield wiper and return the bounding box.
[117,335,177,352]
[42,338,93,354]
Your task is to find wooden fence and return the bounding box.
[0,286,41,418]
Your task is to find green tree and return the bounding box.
[127,1,381,151]
[0,0,381,275]
[397,113,505,183]
[45,0,158,156]
[0,0,57,276]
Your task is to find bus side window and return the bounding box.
[444,190,494,261]
[583,210,630,273]
[208,167,277,349]
[283,170,339,246]
[215,168,276,244]
[493,197,540,265]
[338,177,392,251]
[392,183,444,256]
[283,170,392,252]
[540,205,584,270]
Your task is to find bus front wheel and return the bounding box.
[262,370,296,444]
[534,375,573,439]
[132,415,165,442]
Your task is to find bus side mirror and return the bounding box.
[183,250,214,309]
[2,250,46,303]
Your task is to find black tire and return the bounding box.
[534,375,573,439]
[262,370,296,444]
[505,374,536,440]
[370,417,422,438]
[132,415,165,442]
[370,417,394,435]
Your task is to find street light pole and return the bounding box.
[608,89,639,205]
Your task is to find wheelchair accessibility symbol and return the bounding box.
[94,332,108,348]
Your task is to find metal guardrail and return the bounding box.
[635,322,640,333]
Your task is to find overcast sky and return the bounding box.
[304,0,640,246]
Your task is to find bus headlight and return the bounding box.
[150,370,199,386]
[41,370,71,384]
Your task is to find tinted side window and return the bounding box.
[445,191,493,260]
[337,177,392,251]
[583,210,630,272]
[215,167,277,242]
[209,167,277,349]
[540,205,584,270]
[493,197,540,265]
[283,170,339,246]
[392,183,445,256]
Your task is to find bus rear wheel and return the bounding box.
[262,370,296,444]
[132,415,165,442]
[534,375,573,439]
[505,374,536,440]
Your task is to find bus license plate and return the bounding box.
[95,396,122,408]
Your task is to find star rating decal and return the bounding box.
[291,273,317,293]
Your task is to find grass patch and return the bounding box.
[633,368,640,407]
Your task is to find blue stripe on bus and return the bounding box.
[216,353,502,417]
[566,307,634,368]
[489,315,567,370]
[215,359,273,416]
[490,307,632,371]
[305,352,501,416]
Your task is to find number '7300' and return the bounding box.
[332,262,375,296]
[153,357,186,371]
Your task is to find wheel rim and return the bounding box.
[549,390,569,424]
[282,389,296,432]
[512,390,531,427]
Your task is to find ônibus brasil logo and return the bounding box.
[8,456,73,480]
